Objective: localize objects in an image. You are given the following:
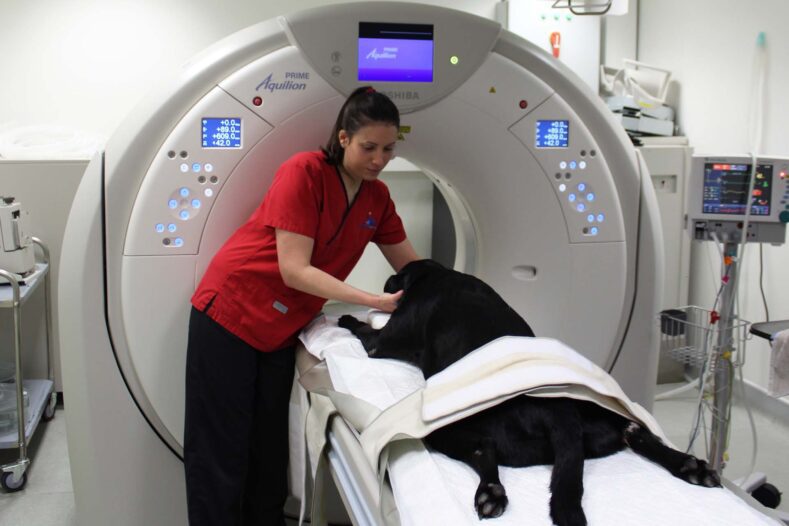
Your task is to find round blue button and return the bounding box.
[168,223,177,233]
[191,199,201,209]
[577,183,586,192]
[577,203,586,212]
[180,187,190,197]
[155,223,165,233]
[180,210,190,220]
[597,213,605,222]
[174,238,184,247]
[587,214,595,223]
[591,227,599,235]
[168,199,178,209]
[568,193,577,202]
[587,193,595,201]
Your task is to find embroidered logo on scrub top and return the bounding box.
[362,212,377,230]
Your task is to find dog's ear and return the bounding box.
[384,259,444,293]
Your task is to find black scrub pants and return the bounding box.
[184,306,296,526]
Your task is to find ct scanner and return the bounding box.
[59,3,665,524]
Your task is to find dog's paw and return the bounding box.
[678,457,721,487]
[550,505,587,526]
[475,482,508,519]
[337,315,362,331]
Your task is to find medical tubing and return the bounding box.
[735,355,759,489]
[687,263,728,453]
[759,244,770,321]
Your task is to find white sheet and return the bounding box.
[298,313,780,526]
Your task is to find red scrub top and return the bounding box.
[191,151,406,352]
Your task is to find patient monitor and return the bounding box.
[59,3,663,524]
[687,155,789,243]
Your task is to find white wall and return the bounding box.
[0,0,498,140]
[636,0,789,393]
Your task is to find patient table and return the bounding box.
[290,312,783,526]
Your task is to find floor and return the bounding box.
[1,387,788,525]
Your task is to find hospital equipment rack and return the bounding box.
[0,237,57,492]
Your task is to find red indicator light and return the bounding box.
[253,96,263,106]
[519,100,528,109]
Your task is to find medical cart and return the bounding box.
[0,238,57,492]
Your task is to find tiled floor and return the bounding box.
[1,389,788,525]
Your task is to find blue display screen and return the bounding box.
[358,22,434,82]
[535,120,570,148]
[702,162,772,216]
[202,118,241,148]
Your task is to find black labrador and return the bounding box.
[338,259,719,526]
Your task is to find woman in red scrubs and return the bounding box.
[184,86,419,526]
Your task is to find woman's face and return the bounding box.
[339,123,398,182]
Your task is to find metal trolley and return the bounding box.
[0,238,57,492]
[659,305,751,474]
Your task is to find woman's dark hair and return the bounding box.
[322,86,400,166]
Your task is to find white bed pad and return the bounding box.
[298,312,781,526]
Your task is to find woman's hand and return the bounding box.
[375,290,403,313]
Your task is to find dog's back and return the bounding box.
[381,262,534,376]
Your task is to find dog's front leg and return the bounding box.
[337,315,380,353]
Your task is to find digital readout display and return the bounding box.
[202,118,241,148]
[358,22,434,82]
[535,120,569,148]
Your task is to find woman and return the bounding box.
[184,86,419,526]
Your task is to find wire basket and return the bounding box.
[659,306,751,372]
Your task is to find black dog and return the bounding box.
[338,259,720,526]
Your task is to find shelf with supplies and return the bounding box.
[0,238,57,492]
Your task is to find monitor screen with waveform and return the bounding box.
[702,162,772,216]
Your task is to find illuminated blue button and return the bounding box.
[205,163,214,173]
[577,203,586,212]
[587,214,595,223]
[191,199,201,209]
[577,183,586,192]
[587,193,595,201]
[204,188,214,197]
[579,161,587,169]
[180,210,190,220]
[597,213,605,222]
[155,223,165,233]
[168,223,177,233]
[168,199,178,209]
[180,187,190,197]
[560,161,568,170]
[192,163,201,173]
[180,163,189,173]
[174,237,184,247]
[568,193,576,202]
[591,227,599,235]
[569,161,578,170]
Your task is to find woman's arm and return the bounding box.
[276,229,402,312]
[377,238,420,272]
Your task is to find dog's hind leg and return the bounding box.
[427,427,508,519]
[623,423,721,487]
[546,403,587,526]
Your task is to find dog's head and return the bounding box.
[384,259,446,294]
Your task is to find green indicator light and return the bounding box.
[450,56,459,65]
